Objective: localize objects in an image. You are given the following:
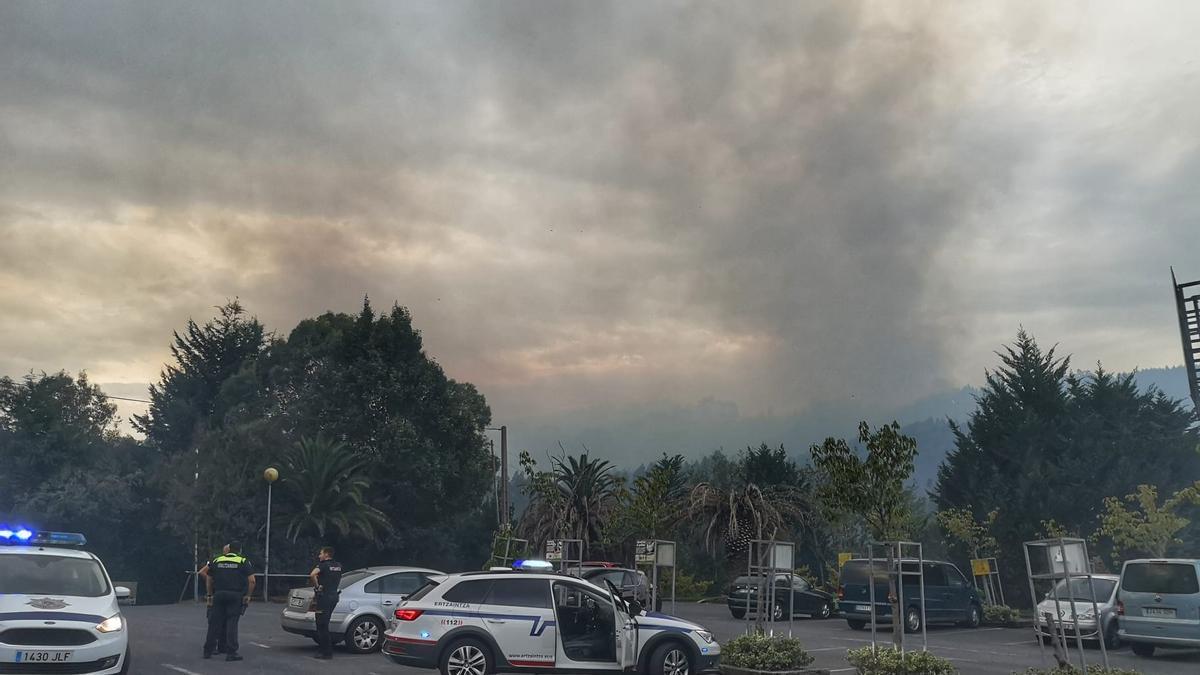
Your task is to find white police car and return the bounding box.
[0,529,131,674]
[382,560,719,675]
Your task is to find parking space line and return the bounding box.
[162,665,203,675]
[249,642,271,649]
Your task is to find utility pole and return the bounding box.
[500,425,509,525]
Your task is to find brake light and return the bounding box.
[395,608,424,621]
[1117,600,1125,616]
[837,586,845,600]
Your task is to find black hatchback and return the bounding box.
[726,573,835,620]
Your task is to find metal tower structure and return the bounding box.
[1173,267,1200,410]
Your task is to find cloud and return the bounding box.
[2,0,1199,438]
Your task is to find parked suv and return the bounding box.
[726,573,834,620]
[838,558,982,632]
[575,566,660,612]
[281,566,441,653]
[1035,574,1120,649]
[382,565,720,675]
[1118,558,1200,657]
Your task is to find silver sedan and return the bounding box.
[281,566,442,653]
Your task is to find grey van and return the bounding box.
[1117,559,1200,657]
[838,559,982,632]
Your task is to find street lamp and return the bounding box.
[263,467,279,603]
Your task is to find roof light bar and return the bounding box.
[513,559,554,571]
[0,528,87,546]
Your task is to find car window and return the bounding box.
[1051,577,1116,601]
[442,579,493,604]
[1122,562,1200,594]
[408,579,440,601]
[623,571,638,587]
[923,563,947,587]
[945,565,967,588]
[378,572,424,595]
[486,578,552,608]
[554,581,613,609]
[0,554,110,597]
[339,570,372,591]
[589,570,625,587]
[794,578,810,591]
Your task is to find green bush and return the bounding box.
[846,646,956,675]
[1017,662,1137,667]
[659,572,714,601]
[984,604,1022,625]
[722,632,814,671]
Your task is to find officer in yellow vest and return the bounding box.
[203,543,256,661]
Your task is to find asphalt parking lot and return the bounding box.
[125,601,1200,675]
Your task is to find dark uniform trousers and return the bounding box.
[314,592,339,657]
[204,590,244,655]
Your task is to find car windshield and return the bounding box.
[339,570,372,590]
[1049,578,1116,602]
[0,554,110,597]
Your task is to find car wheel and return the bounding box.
[345,616,384,654]
[1130,642,1155,658]
[730,608,746,619]
[816,602,833,620]
[904,606,923,633]
[771,601,786,621]
[649,641,691,675]
[964,603,981,629]
[440,638,493,675]
[847,619,867,631]
[1103,621,1121,650]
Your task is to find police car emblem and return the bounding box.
[27,598,69,610]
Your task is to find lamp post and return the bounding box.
[263,467,279,602]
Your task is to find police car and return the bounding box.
[382,560,719,675]
[0,528,131,674]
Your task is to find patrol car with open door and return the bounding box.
[381,560,719,675]
[0,528,131,674]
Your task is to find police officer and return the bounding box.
[203,542,256,662]
[198,544,231,655]
[309,546,343,660]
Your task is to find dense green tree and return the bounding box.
[933,331,1200,605]
[517,451,623,557]
[278,435,391,543]
[738,443,800,489]
[810,421,919,540]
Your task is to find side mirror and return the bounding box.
[115,586,132,599]
[627,599,644,616]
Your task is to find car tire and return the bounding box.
[730,608,746,619]
[847,619,867,631]
[440,638,494,675]
[648,641,692,675]
[1130,642,1155,658]
[903,606,923,634]
[963,603,981,629]
[771,601,786,622]
[345,616,385,654]
[816,602,833,620]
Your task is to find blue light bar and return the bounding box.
[16,529,32,541]
[513,559,554,571]
[0,528,87,547]
[0,530,12,539]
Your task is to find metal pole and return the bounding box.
[1085,566,1110,668]
[917,543,927,652]
[671,565,676,616]
[1024,542,1046,667]
[892,544,903,652]
[1059,540,1087,672]
[500,426,509,525]
[263,481,272,603]
[869,547,878,648]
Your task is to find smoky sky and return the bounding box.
[2,1,1199,438]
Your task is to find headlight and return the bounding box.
[96,615,124,633]
[695,630,714,644]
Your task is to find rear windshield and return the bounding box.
[841,561,893,585]
[1122,562,1200,595]
[407,579,440,602]
[0,554,110,597]
[339,570,372,590]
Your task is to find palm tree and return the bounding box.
[277,435,391,543]
[518,452,622,556]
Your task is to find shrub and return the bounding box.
[984,604,1022,625]
[722,632,814,671]
[659,572,714,601]
[1012,662,1142,667]
[846,646,956,675]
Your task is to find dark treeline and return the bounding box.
[1,303,1197,608]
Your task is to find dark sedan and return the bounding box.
[726,573,835,620]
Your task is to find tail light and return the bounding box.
[395,608,424,621]
[837,586,845,600]
[1117,600,1125,616]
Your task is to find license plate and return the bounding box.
[289,596,307,608]
[16,651,73,663]
[854,605,869,612]
[1145,607,1176,618]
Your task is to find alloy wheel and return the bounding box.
[448,645,488,675]
[354,620,380,651]
[663,648,690,675]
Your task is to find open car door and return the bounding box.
[605,579,638,670]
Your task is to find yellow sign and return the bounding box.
[971,558,991,576]
[838,552,853,568]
